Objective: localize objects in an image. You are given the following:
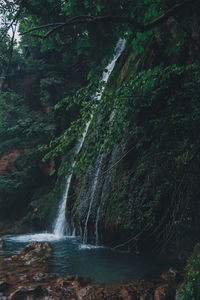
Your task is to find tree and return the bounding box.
[20,0,199,38]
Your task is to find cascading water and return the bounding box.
[82,154,104,243]
[95,206,101,245]
[53,149,84,236]
[53,174,72,237]
[54,39,126,240]
[4,39,126,244]
[81,39,126,244]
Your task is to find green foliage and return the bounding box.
[179,245,200,300]
[47,61,200,176]
[0,72,56,222]
[112,62,200,237]
[46,59,200,244]
[0,90,55,154]
[0,0,118,226]
[105,192,127,226]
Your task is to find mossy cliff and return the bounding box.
[65,23,200,252]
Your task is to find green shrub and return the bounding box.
[180,244,200,300]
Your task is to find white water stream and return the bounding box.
[82,40,126,244]
[53,39,126,242]
[82,154,104,243]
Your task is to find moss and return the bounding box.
[21,176,66,232]
[105,192,127,226]
[106,37,160,93]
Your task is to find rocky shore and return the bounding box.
[0,241,183,300]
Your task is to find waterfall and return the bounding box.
[83,154,104,243]
[95,206,101,245]
[53,141,84,237]
[82,40,126,244]
[53,174,72,237]
[3,39,126,245]
[53,39,126,239]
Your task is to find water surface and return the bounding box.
[1,233,168,284]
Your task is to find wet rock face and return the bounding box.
[0,242,182,299]
[0,150,23,173]
[67,140,154,247]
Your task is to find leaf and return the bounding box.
[97,4,101,12]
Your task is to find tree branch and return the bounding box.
[20,22,66,35]
[143,0,198,31]
[2,0,26,33]
[20,0,199,39]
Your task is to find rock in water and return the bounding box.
[9,286,43,300]
[20,242,53,261]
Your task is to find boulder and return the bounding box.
[120,288,132,300]
[9,285,43,300]
[20,242,53,262]
[33,273,45,283]
[0,281,10,292]
[154,284,175,300]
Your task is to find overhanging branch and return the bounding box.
[143,0,198,31]
[20,0,199,39]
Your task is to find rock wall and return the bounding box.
[65,20,200,250]
[66,42,156,247]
